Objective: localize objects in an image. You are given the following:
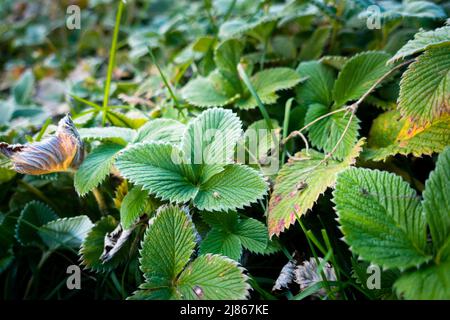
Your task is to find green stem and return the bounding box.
[17,180,59,211]
[36,118,52,142]
[237,63,273,131]
[102,0,124,126]
[281,98,293,164]
[148,48,181,109]
[24,250,52,299]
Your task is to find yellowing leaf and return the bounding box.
[268,139,364,237]
[365,111,450,161]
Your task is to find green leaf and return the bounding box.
[365,111,450,161]
[115,142,198,204]
[181,107,243,169]
[181,71,239,108]
[132,205,249,300]
[423,147,450,254]
[389,26,450,63]
[74,143,124,196]
[39,215,93,250]
[120,186,149,229]
[0,99,15,125]
[106,111,146,129]
[237,68,303,109]
[235,218,268,254]
[133,119,185,144]
[296,61,335,107]
[176,254,249,300]
[298,26,331,61]
[398,46,450,125]
[333,168,431,269]
[200,212,268,258]
[13,70,34,105]
[214,38,244,89]
[305,103,360,160]
[193,164,268,212]
[268,139,364,237]
[332,51,391,107]
[79,216,129,272]
[200,228,242,260]
[15,201,58,246]
[394,262,450,300]
[242,119,280,168]
[78,127,136,145]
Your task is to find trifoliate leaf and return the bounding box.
[74,143,124,196]
[200,228,242,261]
[398,46,450,125]
[115,142,198,204]
[39,215,93,250]
[365,111,450,161]
[79,215,129,272]
[139,205,196,285]
[333,168,431,269]
[423,147,450,253]
[389,26,450,63]
[305,103,360,160]
[120,186,150,229]
[133,119,185,144]
[332,51,391,107]
[15,201,58,246]
[296,61,335,107]
[193,164,268,212]
[78,127,136,145]
[268,139,364,237]
[394,262,450,300]
[237,68,303,109]
[131,205,250,300]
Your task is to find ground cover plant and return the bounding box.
[0,0,449,300]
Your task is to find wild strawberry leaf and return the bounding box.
[79,215,130,273]
[394,262,450,300]
[296,61,335,107]
[200,212,268,259]
[74,143,124,196]
[268,139,364,237]
[39,215,93,251]
[193,164,268,212]
[389,26,450,63]
[423,147,450,254]
[130,205,250,300]
[332,51,391,107]
[115,142,198,204]
[78,127,136,145]
[398,45,450,125]
[133,119,185,144]
[120,186,150,229]
[333,168,431,269]
[236,68,303,109]
[15,201,58,246]
[365,111,450,161]
[305,103,360,160]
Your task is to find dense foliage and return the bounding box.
[0,0,449,300]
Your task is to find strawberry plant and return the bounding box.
[0,0,449,301]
